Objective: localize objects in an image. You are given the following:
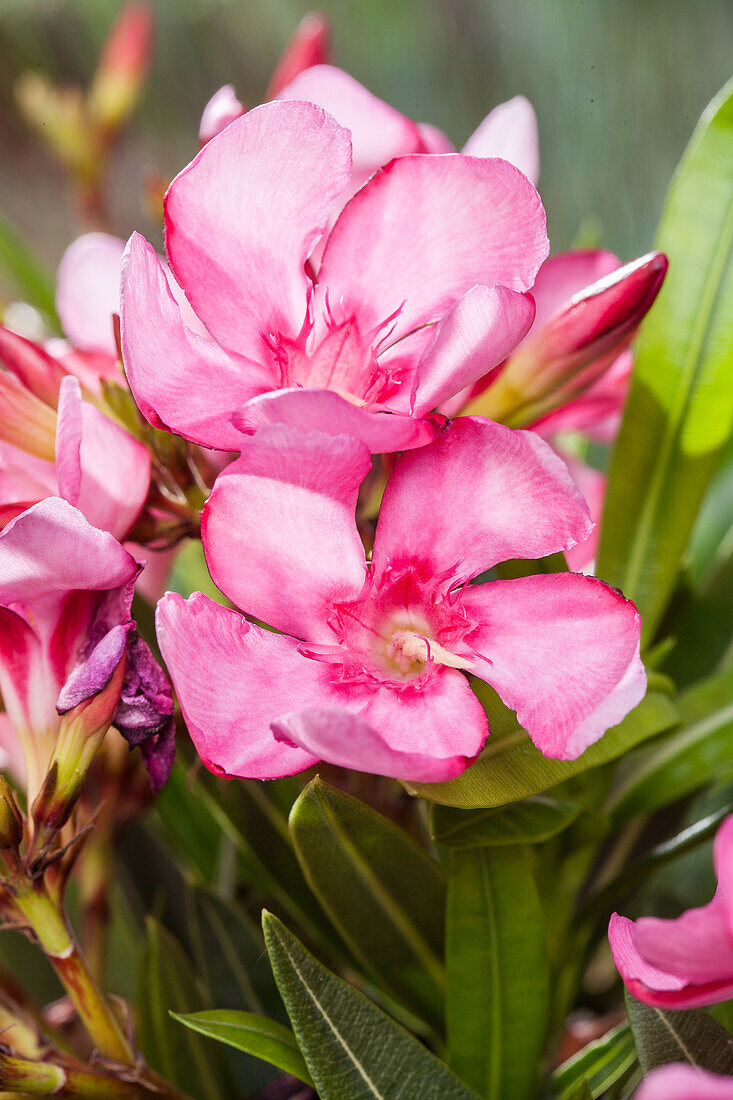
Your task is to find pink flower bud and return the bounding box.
[469,251,668,428]
[266,12,331,99]
[88,2,153,132]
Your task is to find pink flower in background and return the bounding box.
[0,498,174,802]
[609,814,733,1009]
[635,1065,733,1099]
[122,100,547,454]
[0,327,150,538]
[157,418,644,784]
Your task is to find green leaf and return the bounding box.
[431,796,581,848]
[262,912,481,1100]
[446,846,549,1099]
[171,1010,313,1087]
[626,993,733,1075]
[289,777,446,1030]
[609,666,733,821]
[186,887,285,1022]
[137,919,226,1100]
[409,684,678,809]
[153,760,225,883]
[0,208,60,328]
[549,1023,636,1099]
[598,79,733,643]
[160,767,337,957]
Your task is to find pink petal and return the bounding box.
[55,375,150,539]
[635,894,733,986]
[636,1065,733,1100]
[0,497,138,608]
[266,12,331,100]
[373,417,592,580]
[317,153,548,346]
[609,913,733,1010]
[276,65,423,185]
[128,543,177,603]
[273,666,487,782]
[0,440,56,514]
[461,573,645,759]
[0,712,25,784]
[164,101,352,360]
[558,452,605,572]
[233,387,443,454]
[56,233,126,356]
[416,123,455,154]
[0,370,57,462]
[156,591,324,779]
[202,426,370,642]
[410,285,536,416]
[120,233,270,449]
[715,814,733,940]
[462,96,540,184]
[0,325,66,407]
[199,84,245,144]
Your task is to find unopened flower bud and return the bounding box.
[266,12,331,99]
[88,2,153,133]
[30,649,127,859]
[467,251,668,428]
[14,73,97,182]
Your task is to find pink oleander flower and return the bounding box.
[609,814,733,1009]
[157,418,644,783]
[0,497,175,802]
[635,1065,733,1099]
[121,100,548,454]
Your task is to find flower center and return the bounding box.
[383,628,430,677]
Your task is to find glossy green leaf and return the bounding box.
[598,79,733,643]
[262,912,481,1100]
[626,993,733,1075]
[446,846,549,1099]
[186,887,285,1022]
[0,208,59,327]
[171,1010,313,1087]
[409,683,678,809]
[431,796,581,848]
[137,919,226,1100]
[609,666,733,821]
[289,777,446,1029]
[549,1023,636,1099]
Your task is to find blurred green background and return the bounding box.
[0,0,731,276]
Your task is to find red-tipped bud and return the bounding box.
[266,12,331,99]
[89,2,153,132]
[469,251,668,428]
[0,326,65,408]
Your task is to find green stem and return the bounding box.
[12,880,135,1066]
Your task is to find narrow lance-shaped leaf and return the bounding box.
[598,79,733,643]
[288,777,446,1031]
[446,846,549,1099]
[431,796,581,849]
[549,1023,637,1099]
[171,1010,313,1087]
[262,912,481,1100]
[625,992,733,1075]
[409,681,678,809]
[137,919,226,1100]
[609,665,733,822]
